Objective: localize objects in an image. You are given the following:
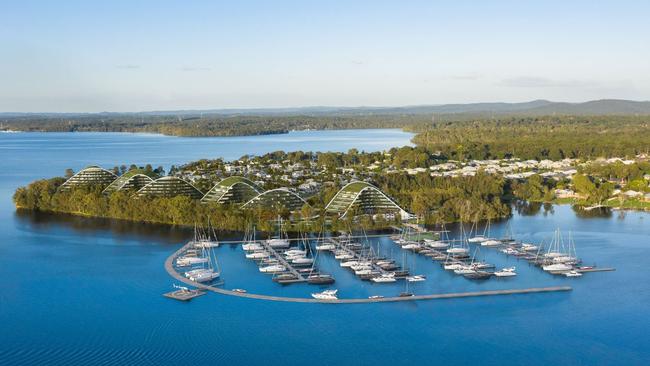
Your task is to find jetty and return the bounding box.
[164,241,572,304]
[257,239,308,284]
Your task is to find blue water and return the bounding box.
[1,130,649,365]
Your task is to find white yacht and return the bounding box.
[406,275,426,282]
[311,289,338,300]
[259,264,286,273]
[564,270,583,277]
[494,267,517,277]
[371,273,396,283]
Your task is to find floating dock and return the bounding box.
[163,288,206,301]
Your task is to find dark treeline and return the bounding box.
[12,178,404,232]
[413,115,650,160]
[1,114,433,137]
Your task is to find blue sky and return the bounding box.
[1,0,648,112]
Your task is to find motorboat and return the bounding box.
[368,295,384,299]
[494,267,517,277]
[259,264,286,273]
[371,273,396,283]
[232,288,247,293]
[311,289,338,300]
[564,270,583,277]
[406,275,426,282]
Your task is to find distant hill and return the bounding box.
[2,99,650,118]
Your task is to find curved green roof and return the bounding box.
[242,188,308,211]
[59,165,117,191]
[201,176,262,204]
[325,181,411,219]
[136,176,203,199]
[103,171,156,195]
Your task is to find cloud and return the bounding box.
[501,76,595,88]
[115,64,141,70]
[180,66,212,72]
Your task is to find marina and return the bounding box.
[165,238,572,303]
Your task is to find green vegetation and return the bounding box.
[1,114,431,137]
[413,115,650,160]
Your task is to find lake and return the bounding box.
[1,130,649,365]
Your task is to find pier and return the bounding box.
[256,239,308,283]
[164,241,572,304]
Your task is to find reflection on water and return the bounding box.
[15,209,192,243]
[572,205,613,219]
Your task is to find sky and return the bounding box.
[1,0,649,112]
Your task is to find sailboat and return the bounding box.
[266,216,290,249]
[467,221,488,243]
[187,247,221,282]
[542,229,578,273]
